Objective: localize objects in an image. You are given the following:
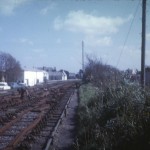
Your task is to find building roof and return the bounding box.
[23,68,48,73]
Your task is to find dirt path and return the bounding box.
[50,90,78,150]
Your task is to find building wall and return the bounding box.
[62,74,67,80]
[49,75,61,80]
[24,71,46,86]
[62,71,67,80]
[69,73,76,79]
[48,71,67,81]
[43,71,49,82]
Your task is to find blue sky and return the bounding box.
[0,0,150,73]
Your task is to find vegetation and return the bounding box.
[75,57,150,150]
[0,51,22,82]
[83,56,122,87]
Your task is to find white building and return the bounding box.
[69,73,76,79]
[21,69,49,86]
[49,70,67,81]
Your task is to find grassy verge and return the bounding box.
[75,83,150,150]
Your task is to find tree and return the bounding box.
[79,69,83,79]
[0,51,22,82]
[83,55,122,86]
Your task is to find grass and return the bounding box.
[79,83,98,106]
[75,82,150,150]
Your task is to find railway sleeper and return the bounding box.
[0,83,76,150]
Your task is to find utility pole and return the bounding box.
[141,0,146,88]
[82,41,84,72]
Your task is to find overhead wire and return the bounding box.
[116,0,141,68]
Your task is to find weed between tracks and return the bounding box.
[74,83,150,150]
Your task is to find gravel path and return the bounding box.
[50,90,78,150]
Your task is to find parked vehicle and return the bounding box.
[8,82,21,89]
[18,82,26,87]
[18,83,27,88]
[0,82,11,90]
[8,82,27,90]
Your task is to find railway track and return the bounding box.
[0,81,79,150]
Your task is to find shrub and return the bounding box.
[75,83,150,150]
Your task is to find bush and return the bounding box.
[75,83,150,150]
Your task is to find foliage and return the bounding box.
[83,56,122,87]
[0,51,22,82]
[74,55,150,150]
[75,82,150,150]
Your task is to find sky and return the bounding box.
[0,0,150,73]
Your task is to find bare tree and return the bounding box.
[83,55,122,87]
[0,51,22,82]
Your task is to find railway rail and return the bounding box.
[0,80,79,150]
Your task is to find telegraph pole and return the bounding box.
[82,41,84,72]
[141,0,146,88]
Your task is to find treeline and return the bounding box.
[0,51,22,82]
[75,57,150,150]
[83,56,122,87]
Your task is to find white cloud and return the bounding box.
[54,17,63,30]
[12,38,34,45]
[54,11,132,36]
[0,0,30,15]
[147,33,150,41]
[40,2,56,15]
[85,36,112,47]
